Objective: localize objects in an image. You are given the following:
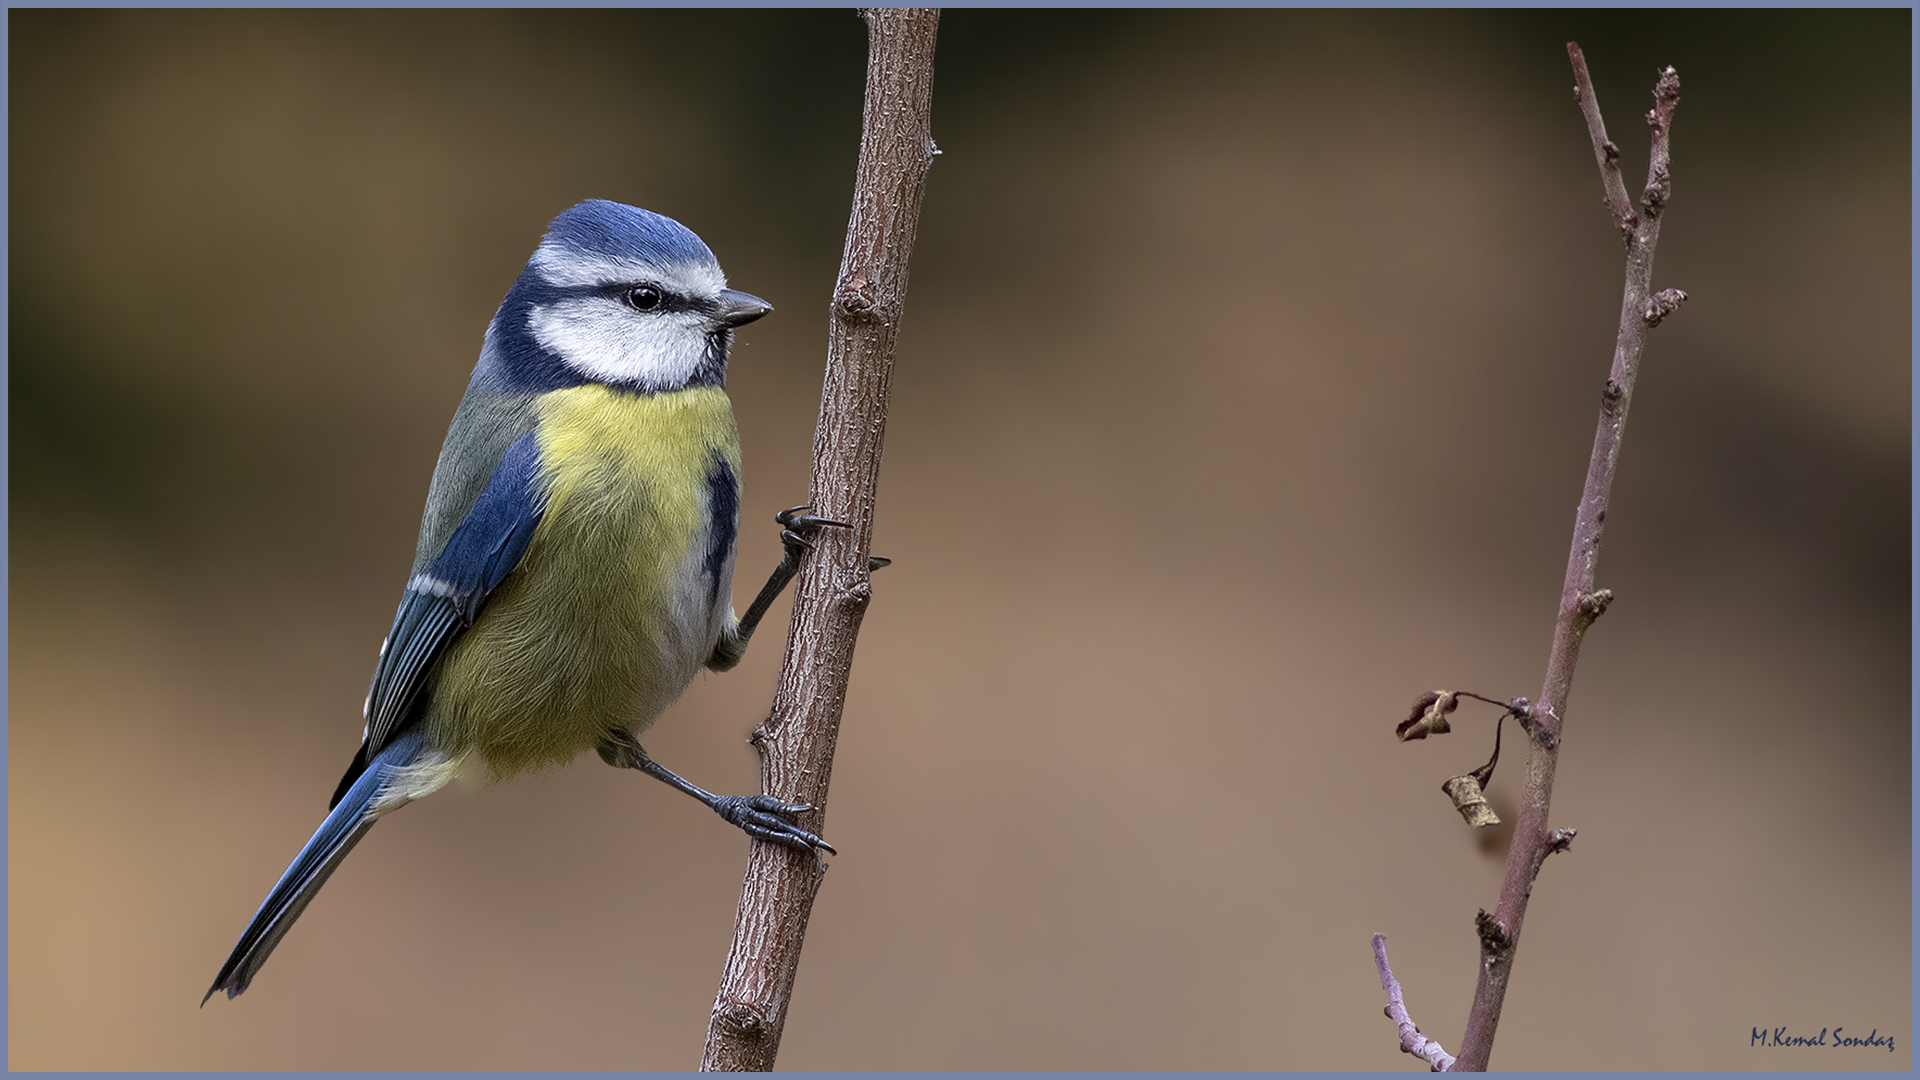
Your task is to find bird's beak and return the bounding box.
[716,289,773,328]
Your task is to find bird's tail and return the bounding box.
[204,729,438,1004]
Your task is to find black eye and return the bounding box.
[626,285,663,311]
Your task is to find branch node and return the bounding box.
[834,271,880,322]
[1643,287,1688,327]
[1525,699,1562,749]
[1530,723,1560,753]
[1474,909,1514,957]
[1641,166,1671,217]
[1610,207,1638,246]
[841,577,875,610]
[714,1000,769,1039]
[1547,827,1578,854]
[1577,587,1614,623]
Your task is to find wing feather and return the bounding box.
[329,430,545,808]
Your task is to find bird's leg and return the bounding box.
[743,504,843,639]
[708,505,890,670]
[595,728,835,853]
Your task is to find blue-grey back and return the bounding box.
[411,372,541,575]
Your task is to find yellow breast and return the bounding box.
[425,383,741,778]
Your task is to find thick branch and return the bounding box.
[699,9,939,1072]
[1450,47,1680,1071]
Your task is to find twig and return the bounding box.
[1448,45,1682,1071]
[699,8,940,1072]
[1567,47,1637,244]
[1373,934,1456,1072]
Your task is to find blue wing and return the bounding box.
[328,430,545,808]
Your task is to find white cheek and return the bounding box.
[528,298,710,388]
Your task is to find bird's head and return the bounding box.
[479,199,771,393]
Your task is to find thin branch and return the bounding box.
[1449,46,1682,1071]
[699,8,939,1072]
[1374,934,1457,1072]
[1568,45,1635,244]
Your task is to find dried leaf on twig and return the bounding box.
[1442,711,1506,828]
[1442,773,1501,828]
[1396,690,1459,741]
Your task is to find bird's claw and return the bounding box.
[774,505,848,566]
[775,504,848,532]
[711,794,837,854]
[774,506,887,576]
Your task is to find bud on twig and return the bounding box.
[1643,288,1688,327]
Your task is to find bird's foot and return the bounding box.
[773,505,891,574]
[774,504,846,568]
[711,794,836,854]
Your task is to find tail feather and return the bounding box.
[203,729,427,1004]
[328,742,370,811]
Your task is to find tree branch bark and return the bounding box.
[1448,45,1682,1071]
[699,9,940,1071]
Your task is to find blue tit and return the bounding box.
[205,199,843,1004]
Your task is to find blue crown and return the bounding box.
[541,199,716,269]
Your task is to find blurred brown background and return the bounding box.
[8,10,1909,1071]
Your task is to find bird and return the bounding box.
[205,199,847,1003]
